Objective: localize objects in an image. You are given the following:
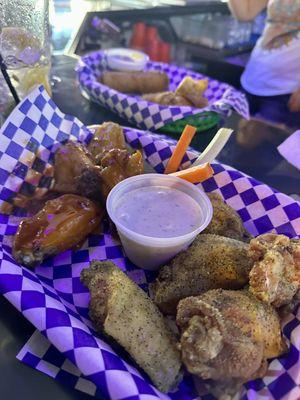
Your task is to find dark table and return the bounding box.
[0,55,299,400]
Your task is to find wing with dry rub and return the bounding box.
[80,261,182,393]
[249,233,300,307]
[203,193,252,242]
[13,194,103,268]
[176,289,287,399]
[151,234,253,315]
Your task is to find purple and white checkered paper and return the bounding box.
[0,86,299,400]
[76,50,249,131]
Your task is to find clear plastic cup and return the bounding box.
[106,174,213,270]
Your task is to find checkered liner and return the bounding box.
[76,50,250,131]
[0,86,299,400]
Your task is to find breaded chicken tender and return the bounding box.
[151,234,253,315]
[203,193,252,242]
[249,233,300,307]
[80,261,182,393]
[177,289,287,399]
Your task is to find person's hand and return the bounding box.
[288,89,300,112]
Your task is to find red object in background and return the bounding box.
[130,23,171,63]
[146,26,158,42]
[160,42,171,63]
[146,43,159,61]
[130,22,146,51]
[147,39,159,61]
[145,26,160,61]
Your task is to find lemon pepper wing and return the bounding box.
[176,289,286,398]
[249,233,300,307]
[151,234,253,315]
[203,193,252,242]
[81,261,182,393]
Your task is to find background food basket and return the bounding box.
[76,50,249,133]
[0,87,299,400]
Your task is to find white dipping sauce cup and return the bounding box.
[106,174,213,270]
[106,48,149,71]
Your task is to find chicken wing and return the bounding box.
[151,234,253,315]
[80,261,182,393]
[98,148,143,199]
[53,123,144,201]
[13,194,103,268]
[53,142,103,201]
[176,289,286,398]
[87,122,126,164]
[249,233,300,307]
[203,193,252,242]
[87,123,144,198]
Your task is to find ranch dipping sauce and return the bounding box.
[107,174,213,270]
[115,186,203,238]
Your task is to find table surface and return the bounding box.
[0,55,299,400]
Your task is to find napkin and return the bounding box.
[278,131,300,169]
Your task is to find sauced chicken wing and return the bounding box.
[151,234,253,315]
[176,289,286,399]
[88,123,143,198]
[249,233,300,307]
[99,148,143,199]
[87,122,126,164]
[13,194,103,268]
[53,125,143,201]
[203,193,252,242]
[80,261,182,393]
[53,142,103,201]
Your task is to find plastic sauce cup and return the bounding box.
[107,174,213,270]
[105,48,149,71]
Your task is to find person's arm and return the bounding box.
[228,0,268,22]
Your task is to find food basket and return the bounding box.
[0,87,299,400]
[76,50,249,133]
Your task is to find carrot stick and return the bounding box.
[164,125,197,174]
[170,163,214,184]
